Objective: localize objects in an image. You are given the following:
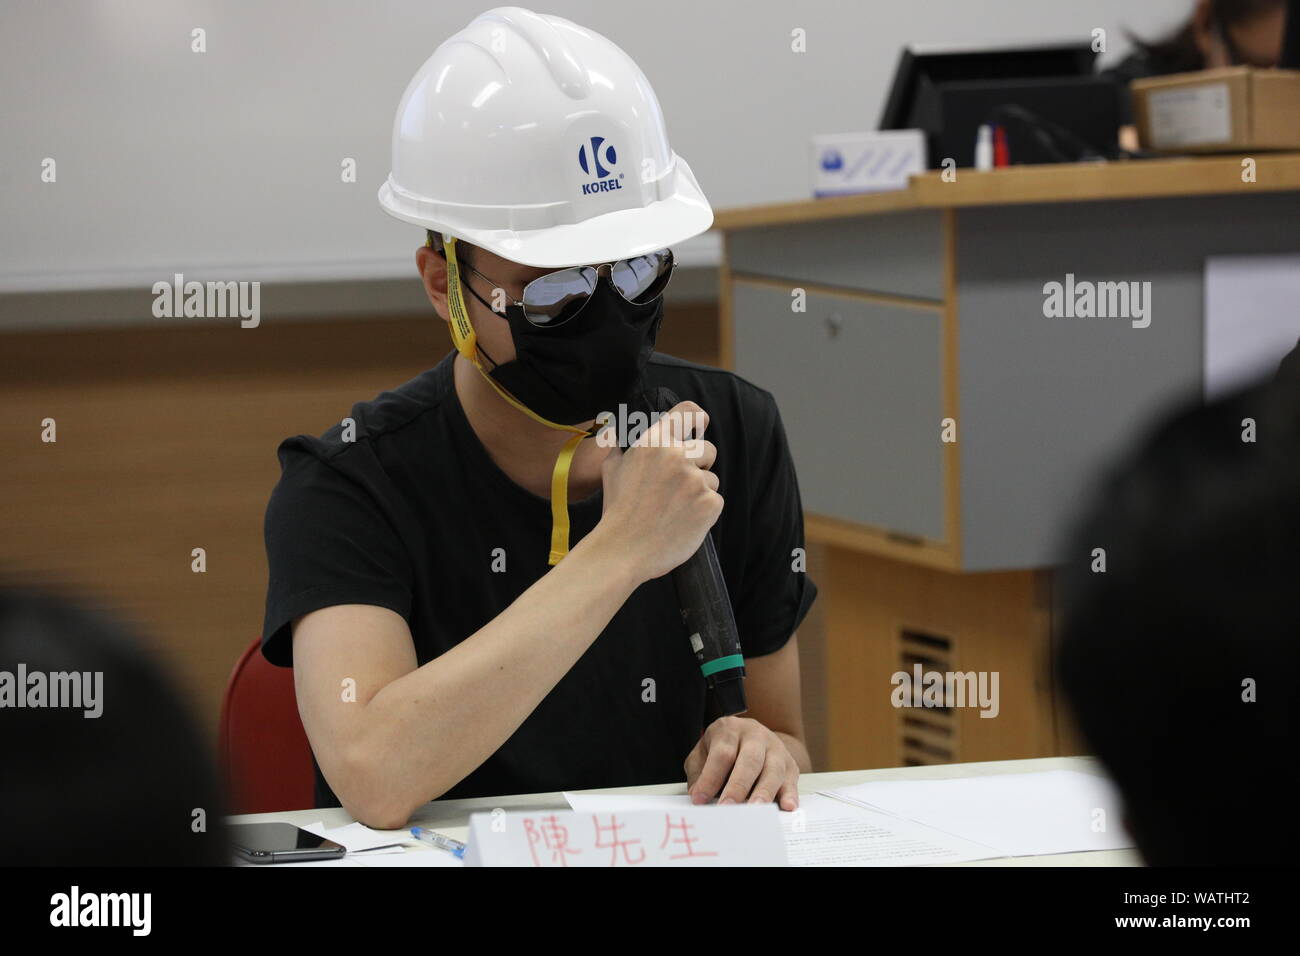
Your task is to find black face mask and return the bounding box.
[471,274,665,427]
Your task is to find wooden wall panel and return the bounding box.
[822,545,1057,771]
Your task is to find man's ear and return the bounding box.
[416,244,450,323]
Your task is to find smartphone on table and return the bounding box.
[230,822,346,865]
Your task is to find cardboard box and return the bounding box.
[1132,66,1300,153]
[810,129,926,197]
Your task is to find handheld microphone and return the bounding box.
[622,385,747,721]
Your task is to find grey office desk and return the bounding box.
[717,153,1300,572]
[711,154,1300,772]
[228,755,1140,867]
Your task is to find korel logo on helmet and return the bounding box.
[578,136,624,195]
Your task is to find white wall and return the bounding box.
[0,0,1191,293]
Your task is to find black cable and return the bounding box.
[981,103,1123,162]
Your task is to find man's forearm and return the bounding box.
[345,523,642,825]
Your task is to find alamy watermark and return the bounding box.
[1042,273,1151,329]
[891,665,1000,718]
[0,664,102,718]
[594,404,706,458]
[50,886,150,935]
[152,273,260,328]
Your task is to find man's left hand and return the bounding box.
[684,716,800,810]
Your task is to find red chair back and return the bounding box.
[218,638,315,814]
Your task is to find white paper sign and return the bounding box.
[810,129,926,197]
[463,805,787,867]
[1147,83,1232,148]
[1205,255,1300,399]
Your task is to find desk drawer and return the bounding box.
[728,209,945,302]
[731,280,945,542]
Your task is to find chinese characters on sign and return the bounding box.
[524,813,720,867]
[464,804,786,866]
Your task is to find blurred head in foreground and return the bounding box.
[1058,358,1299,866]
[0,586,229,865]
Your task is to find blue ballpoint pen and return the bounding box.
[410,826,466,858]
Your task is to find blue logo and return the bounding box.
[578,136,617,178]
[578,136,624,195]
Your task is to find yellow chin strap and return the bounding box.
[438,233,592,566]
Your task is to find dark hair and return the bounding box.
[1056,362,1300,865]
[1129,0,1284,72]
[0,586,230,865]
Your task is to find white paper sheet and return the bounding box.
[1205,255,1300,399]
[826,770,1133,857]
[779,793,1003,866]
[301,820,407,854]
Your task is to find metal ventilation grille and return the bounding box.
[899,629,956,766]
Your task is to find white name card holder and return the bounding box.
[463,804,788,867]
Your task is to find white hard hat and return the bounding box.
[378,6,713,269]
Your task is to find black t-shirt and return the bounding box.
[261,349,818,808]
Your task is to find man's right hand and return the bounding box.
[596,400,722,583]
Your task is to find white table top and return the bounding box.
[229,755,1141,866]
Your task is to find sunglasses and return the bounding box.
[448,245,675,328]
